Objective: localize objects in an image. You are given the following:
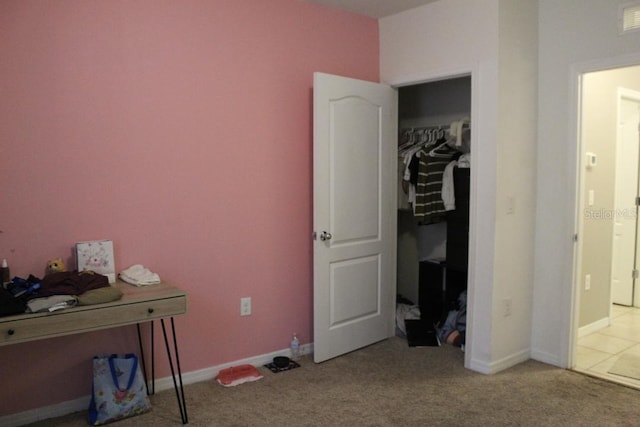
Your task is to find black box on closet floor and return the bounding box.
[404,319,440,347]
[418,260,445,325]
[419,261,467,326]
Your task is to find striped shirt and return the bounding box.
[414,145,457,225]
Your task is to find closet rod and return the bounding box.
[399,122,470,153]
[401,122,470,134]
[402,124,446,132]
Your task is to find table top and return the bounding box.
[0,280,187,345]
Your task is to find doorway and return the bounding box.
[396,76,471,354]
[573,65,640,389]
[314,70,482,373]
[611,89,640,307]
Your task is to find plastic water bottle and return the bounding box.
[290,333,300,360]
[1,259,9,288]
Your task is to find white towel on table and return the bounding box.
[119,264,161,286]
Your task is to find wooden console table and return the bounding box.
[0,281,189,424]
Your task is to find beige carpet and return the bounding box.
[26,337,640,426]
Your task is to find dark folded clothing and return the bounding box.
[38,271,109,297]
[0,287,27,317]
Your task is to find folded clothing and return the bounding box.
[119,264,161,286]
[39,271,109,297]
[27,295,77,313]
[77,286,123,305]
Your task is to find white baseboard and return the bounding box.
[0,396,91,427]
[528,317,610,370]
[530,348,562,367]
[578,317,610,338]
[488,348,531,374]
[468,348,531,375]
[0,343,314,427]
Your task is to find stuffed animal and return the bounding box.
[46,258,66,275]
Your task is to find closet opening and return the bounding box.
[395,76,472,354]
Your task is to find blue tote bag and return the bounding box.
[88,353,151,425]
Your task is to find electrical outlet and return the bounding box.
[585,274,591,291]
[240,297,251,316]
[503,298,512,317]
[506,196,515,215]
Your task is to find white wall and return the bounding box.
[533,0,640,367]
[381,0,537,373]
[492,0,538,368]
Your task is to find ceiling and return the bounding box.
[304,0,439,19]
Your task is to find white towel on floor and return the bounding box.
[119,264,161,286]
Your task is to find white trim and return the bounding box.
[530,349,562,367]
[578,317,610,338]
[0,343,314,427]
[0,396,90,427]
[618,87,640,101]
[566,66,584,371]
[384,63,485,374]
[383,66,474,89]
[464,63,485,373]
[468,348,531,375]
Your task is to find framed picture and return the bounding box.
[76,240,116,283]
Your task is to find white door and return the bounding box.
[611,95,640,305]
[313,72,397,363]
[633,97,640,307]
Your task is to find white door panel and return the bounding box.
[313,72,397,363]
[330,255,380,327]
[331,97,380,243]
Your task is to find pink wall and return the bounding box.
[0,0,379,416]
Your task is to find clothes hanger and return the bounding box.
[428,139,453,157]
[427,126,457,157]
[422,129,438,148]
[398,129,416,154]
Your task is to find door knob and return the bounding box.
[320,231,332,241]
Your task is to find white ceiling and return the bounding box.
[304,0,439,19]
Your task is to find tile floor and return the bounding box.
[574,304,640,389]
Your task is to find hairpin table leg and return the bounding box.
[161,317,188,424]
[151,320,155,395]
[136,323,149,396]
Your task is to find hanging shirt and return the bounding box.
[414,144,457,224]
